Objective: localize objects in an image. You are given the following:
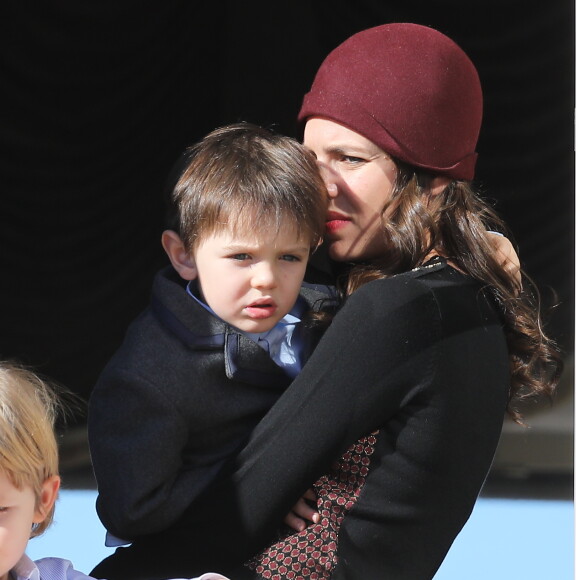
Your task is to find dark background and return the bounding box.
[0,1,573,461]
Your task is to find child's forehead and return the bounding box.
[209,220,309,246]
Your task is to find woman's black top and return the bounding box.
[93,260,510,580]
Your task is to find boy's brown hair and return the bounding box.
[170,123,328,251]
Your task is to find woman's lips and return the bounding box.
[326,211,351,233]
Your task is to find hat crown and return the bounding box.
[298,23,483,180]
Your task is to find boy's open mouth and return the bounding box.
[245,300,277,319]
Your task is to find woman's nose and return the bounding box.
[317,162,339,198]
[325,180,339,198]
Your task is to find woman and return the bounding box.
[93,23,560,580]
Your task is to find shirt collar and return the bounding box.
[244,300,304,343]
[11,555,39,580]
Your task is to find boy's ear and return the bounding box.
[161,230,198,281]
[33,475,60,524]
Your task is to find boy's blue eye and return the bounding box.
[281,254,301,262]
[231,253,251,261]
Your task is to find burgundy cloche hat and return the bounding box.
[298,23,483,180]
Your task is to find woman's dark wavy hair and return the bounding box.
[342,162,562,423]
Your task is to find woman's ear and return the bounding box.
[161,230,198,280]
[33,475,60,524]
[423,176,451,209]
[430,176,451,195]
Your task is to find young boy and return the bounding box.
[0,362,74,580]
[88,123,332,577]
[0,361,228,580]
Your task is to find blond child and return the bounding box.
[0,362,91,580]
[0,362,230,580]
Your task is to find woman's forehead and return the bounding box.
[304,117,384,155]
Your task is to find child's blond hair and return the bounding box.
[0,362,60,537]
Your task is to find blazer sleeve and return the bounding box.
[88,365,224,539]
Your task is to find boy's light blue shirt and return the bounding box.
[186,281,306,378]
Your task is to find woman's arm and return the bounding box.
[181,273,441,561]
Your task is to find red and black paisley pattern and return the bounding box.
[247,432,378,579]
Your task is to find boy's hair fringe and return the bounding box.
[167,122,328,252]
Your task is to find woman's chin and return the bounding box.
[327,241,351,262]
[328,240,383,263]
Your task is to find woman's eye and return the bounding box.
[341,155,365,164]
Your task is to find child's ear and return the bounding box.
[161,230,198,281]
[33,475,60,524]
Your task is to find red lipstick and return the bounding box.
[326,211,350,233]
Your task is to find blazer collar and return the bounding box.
[151,266,301,388]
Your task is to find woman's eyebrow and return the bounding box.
[325,143,380,157]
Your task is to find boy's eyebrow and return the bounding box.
[221,242,262,251]
[222,242,310,252]
[280,245,311,253]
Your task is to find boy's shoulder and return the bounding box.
[97,266,228,379]
[98,265,295,389]
[299,281,338,312]
[144,265,229,344]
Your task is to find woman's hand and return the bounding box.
[487,232,521,286]
[283,488,320,532]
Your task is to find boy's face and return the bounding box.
[193,224,311,333]
[0,471,44,580]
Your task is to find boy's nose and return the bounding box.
[251,263,277,289]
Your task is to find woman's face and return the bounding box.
[303,117,398,262]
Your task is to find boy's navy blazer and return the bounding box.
[150,268,332,388]
[88,265,335,540]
